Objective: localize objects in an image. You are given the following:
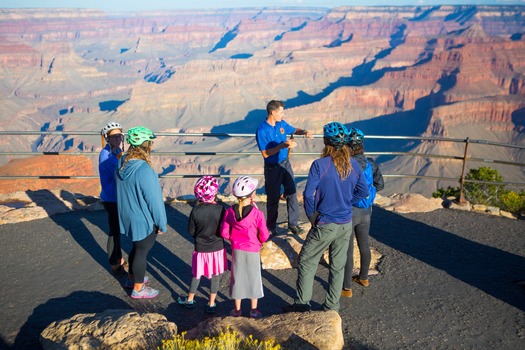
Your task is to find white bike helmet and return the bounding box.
[232,176,258,198]
[101,121,123,138]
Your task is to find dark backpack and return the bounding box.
[354,160,376,209]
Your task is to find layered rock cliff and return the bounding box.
[0,5,523,197]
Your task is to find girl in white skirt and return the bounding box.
[220,176,270,318]
[178,176,227,314]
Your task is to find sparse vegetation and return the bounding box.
[432,186,460,199]
[434,166,525,214]
[160,330,281,350]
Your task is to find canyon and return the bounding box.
[0,5,524,197]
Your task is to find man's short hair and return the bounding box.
[267,100,284,115]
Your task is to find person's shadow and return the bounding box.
[25,189,110,273]
[370,206,525,312]
[12,291,132,350]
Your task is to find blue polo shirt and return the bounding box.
[256,120,296,164]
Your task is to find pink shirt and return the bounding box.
[220,206,270,252]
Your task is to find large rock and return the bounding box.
[40,309,177,350]
[261,222,383,274]
[185,310,344,350]
[383,193,444,213]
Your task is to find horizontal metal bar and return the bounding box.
[1,130,523,149]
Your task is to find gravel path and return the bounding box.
[0,202,523,349]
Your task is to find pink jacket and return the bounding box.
[220,206,270,252]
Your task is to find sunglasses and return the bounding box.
[108,134,123,139]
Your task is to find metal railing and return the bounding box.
[1,131,524,201]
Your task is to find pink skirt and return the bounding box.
[192,248,228,279]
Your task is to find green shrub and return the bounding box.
[499,190,525,213]
[432,186,460,199]
[463,166,506,206]
[160,330,281,350]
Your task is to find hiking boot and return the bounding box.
[124,275,149,289]
[288,225,304,235]
[352,276,369,287]
[229,308,242,317]
[341,288,353,298]
[131,286,159,299]
[177,296,195,309]
[282,303,310,313]
[250,309,263,319]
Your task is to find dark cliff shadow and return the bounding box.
[25,190,109,272]
[370,207,525,312]
[12,291,131,350]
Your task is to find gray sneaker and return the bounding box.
[131,285,159,299]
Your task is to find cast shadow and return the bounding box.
[370,207,525,311]
[12,291,131,350]
[25,189,109,272]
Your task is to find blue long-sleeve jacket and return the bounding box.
[116,157,167,241]
[98,144,120,202]
[303,157,369,225]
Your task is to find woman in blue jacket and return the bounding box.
[286,122,369,312]
[116,126,167,299]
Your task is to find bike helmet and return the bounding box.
[347,128,365,148]
[126,126,156,146]
[323,122,349,149]
[194,175,219,203]
[232,176,258,198]
[101,121,123,138]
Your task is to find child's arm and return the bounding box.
[256,210,270,243]
[219,208,232,240]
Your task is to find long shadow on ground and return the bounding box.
[370,207,525,312]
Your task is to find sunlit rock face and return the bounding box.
[0,5,523,198]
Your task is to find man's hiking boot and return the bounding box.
[352,276,369,287]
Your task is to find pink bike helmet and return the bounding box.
[232,176,258,198]
[194,176,219,203]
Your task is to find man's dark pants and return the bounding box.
[264,158,299,230]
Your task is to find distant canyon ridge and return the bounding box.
[0,5,524,198]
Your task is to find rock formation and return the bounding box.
[0,5,523,198]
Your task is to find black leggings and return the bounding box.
[189,274,221,294]
[129,229,157,284]
[102,201,122,266]
[343,207,372,289]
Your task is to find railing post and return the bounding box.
[458,137,470,204]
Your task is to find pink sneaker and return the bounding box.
[250,309,263,319]
[229,308,242,317]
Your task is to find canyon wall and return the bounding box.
[0,5,524,197]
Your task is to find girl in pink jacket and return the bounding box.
[220,176,270,318]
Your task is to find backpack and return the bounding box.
[354,160,376,209]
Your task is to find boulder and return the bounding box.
[384,193,444,213]
[40,309,177,350]
[185,310,344,350]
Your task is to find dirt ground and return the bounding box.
[0,200,524,350]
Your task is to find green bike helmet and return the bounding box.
[126,126,156,146]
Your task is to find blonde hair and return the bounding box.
[236,193,253,219]
[321,144,351,179]
[120,141,152,169]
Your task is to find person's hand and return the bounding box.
[284,140,297,149]
[303,130,313,139]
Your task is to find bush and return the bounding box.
[432,186,460,199]
[160,330,281,350]
[499,190,525,213]
[463,166,505,206]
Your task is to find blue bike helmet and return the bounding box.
[347,128,365,149]
[323,122,350,149]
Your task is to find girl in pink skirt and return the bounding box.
[177,176,227,314]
